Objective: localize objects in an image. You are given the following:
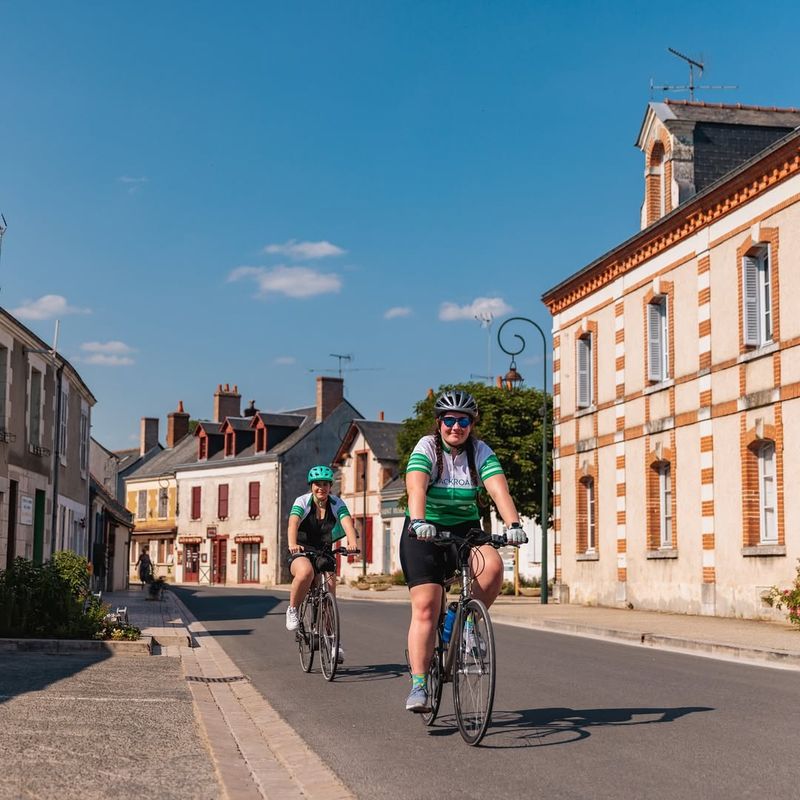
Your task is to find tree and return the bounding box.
[397,382,552,527]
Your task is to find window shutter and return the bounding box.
[365,517,373,563]
[218,484,228,518]
[577,336,591,407]
[191,486,201,519]
[647,302,663,381]
[248,481,260,517]
[743,255,760,345]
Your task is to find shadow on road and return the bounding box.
[334,662,408,683]
[426,705,714,747]
[172,586,282,621]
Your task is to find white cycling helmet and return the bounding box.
[434,390,479,420]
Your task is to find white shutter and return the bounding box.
[577,336,590,408]
[647,302,663,382]
[743,255,760,346]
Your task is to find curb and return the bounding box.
[0,635,153,656]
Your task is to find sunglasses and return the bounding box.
[440,416,473,429]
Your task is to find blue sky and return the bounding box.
[2,1,799,449]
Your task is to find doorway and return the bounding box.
[184,544,200,582]
[239,543,259,583]
[211,538,227,585]
[6,480,17,569]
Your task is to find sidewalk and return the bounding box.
[327,583,800,670]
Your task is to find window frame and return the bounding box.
[585,477,596,552]
[576,334,593,409]
[647,297,669,382]
[758,441,777,544]
[248,481,260,519]
[743,246,772,347]
[137,490,147,521]
[658,462,672,548]
[158,487,169,519]
[218,483,229,520]
[191,486,202,520]
[28,366,43,447]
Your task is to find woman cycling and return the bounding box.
[285,465,359,663]
[401,389,525,712]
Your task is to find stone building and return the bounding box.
[543,100,800,618]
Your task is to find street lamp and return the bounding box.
[497,316,550,604]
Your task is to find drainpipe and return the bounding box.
[50,360,64,554]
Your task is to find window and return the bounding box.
[758,441,777,544]
[29,368,43,446]
[224,431,234,457]
[191,486,202,520]
[0,345,7,428]
[585,478,596,551]
[248,481,260,518]
[157,538,173,564]
[137,490,147,520]
[218,484,229,519]
[647,298,669,382]
[79,409,89,473]
[658,463,672,548]
[743,247,772,347]
[198,435,208,460]
[576,335,593,408]
[158,487,169,519]
[59,388,68,460]
[255,427,266,453]
[355,452,368,492]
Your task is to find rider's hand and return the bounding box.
[410,519,437,541]
[288,544,303,555]
[505,523,527,545]
[490,533,507,546]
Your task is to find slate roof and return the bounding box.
[381,475,405,499]
[656,99,800,128]
[125,434,197,480]
[90,475,134,527]
[334,419,403,464]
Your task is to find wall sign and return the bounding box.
[19,495,33,526]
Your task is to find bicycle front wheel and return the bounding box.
[319,592,340,681]
[297,598,315,673]
[453,598,496,746]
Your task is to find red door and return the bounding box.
[212,538,227,584]
[184,545,200,582]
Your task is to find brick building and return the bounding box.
[543,100,800,618]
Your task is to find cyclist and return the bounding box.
[285,465,359,663]
[401,389,525,712]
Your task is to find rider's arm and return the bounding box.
[406,470,430,520]
[483,473,520,526]
[287,515,302,554]
[340,515,359,551]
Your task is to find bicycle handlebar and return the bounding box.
[409,527,527,548]
[288,545,361,561]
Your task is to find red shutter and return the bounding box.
[191,486,201,520]
[218,484,229,519]
[365,517,373,563]
[248,481,260,518]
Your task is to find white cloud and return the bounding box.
[118,176,148,194]
[228,265,342,298]
[384,306,412,319]
[274,356,296,365]
[438,296,512,322]
[83,353,135,367]
[81,340,136,355]
[263,239,345,260]
[11,295,91,321]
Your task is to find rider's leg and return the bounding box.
[289,557,315,608]
[407,582,443,675]
[468,544,504,608]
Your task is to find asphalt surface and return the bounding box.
[175,586,800,800]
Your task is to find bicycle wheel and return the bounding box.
[421,629,444,726]
[319,592,340,681]
[297,597,315,673]
[453,598,496,745]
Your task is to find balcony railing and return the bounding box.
[0,429,16,443]
[29,443,51,457]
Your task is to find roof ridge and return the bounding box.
[664,99,800,113]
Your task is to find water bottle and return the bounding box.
[441,602,457,644]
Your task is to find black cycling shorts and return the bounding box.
[399,518,479,589]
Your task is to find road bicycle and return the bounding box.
[411,527,526,745]
[290,545,359,681]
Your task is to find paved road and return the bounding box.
[175,586,798,800]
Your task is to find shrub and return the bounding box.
[499,580,515,596]
[764,559,800,628]
[390,570,406,586]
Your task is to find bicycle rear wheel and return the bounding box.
[453,598,496,746]
[319,592,340,681]
[421,629,444,726]
[297,597,315,673]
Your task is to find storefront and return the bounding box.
[235,534,263,584]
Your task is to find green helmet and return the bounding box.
[307,465,334,484]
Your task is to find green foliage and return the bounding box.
[390,570,407,586]
[396,382,553,524]
[0,553,139,640]
[763,559,800,628]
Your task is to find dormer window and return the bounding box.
[255,426,267,453]
[198,434,208,461]
[647,141,667,225]
[224,431,235,457]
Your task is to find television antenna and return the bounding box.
[650,47,737,102]
[308,353,383,378]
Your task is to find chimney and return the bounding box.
[140,417,159,456]
[243,400,258,418]
[378,411,385,421]
[167,400,190,448]
[316,376,344,422]
[214,383,241,422]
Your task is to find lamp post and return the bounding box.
[497,316,550,604]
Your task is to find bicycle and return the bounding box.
[290,545,359,681]
[410,527,526,745]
